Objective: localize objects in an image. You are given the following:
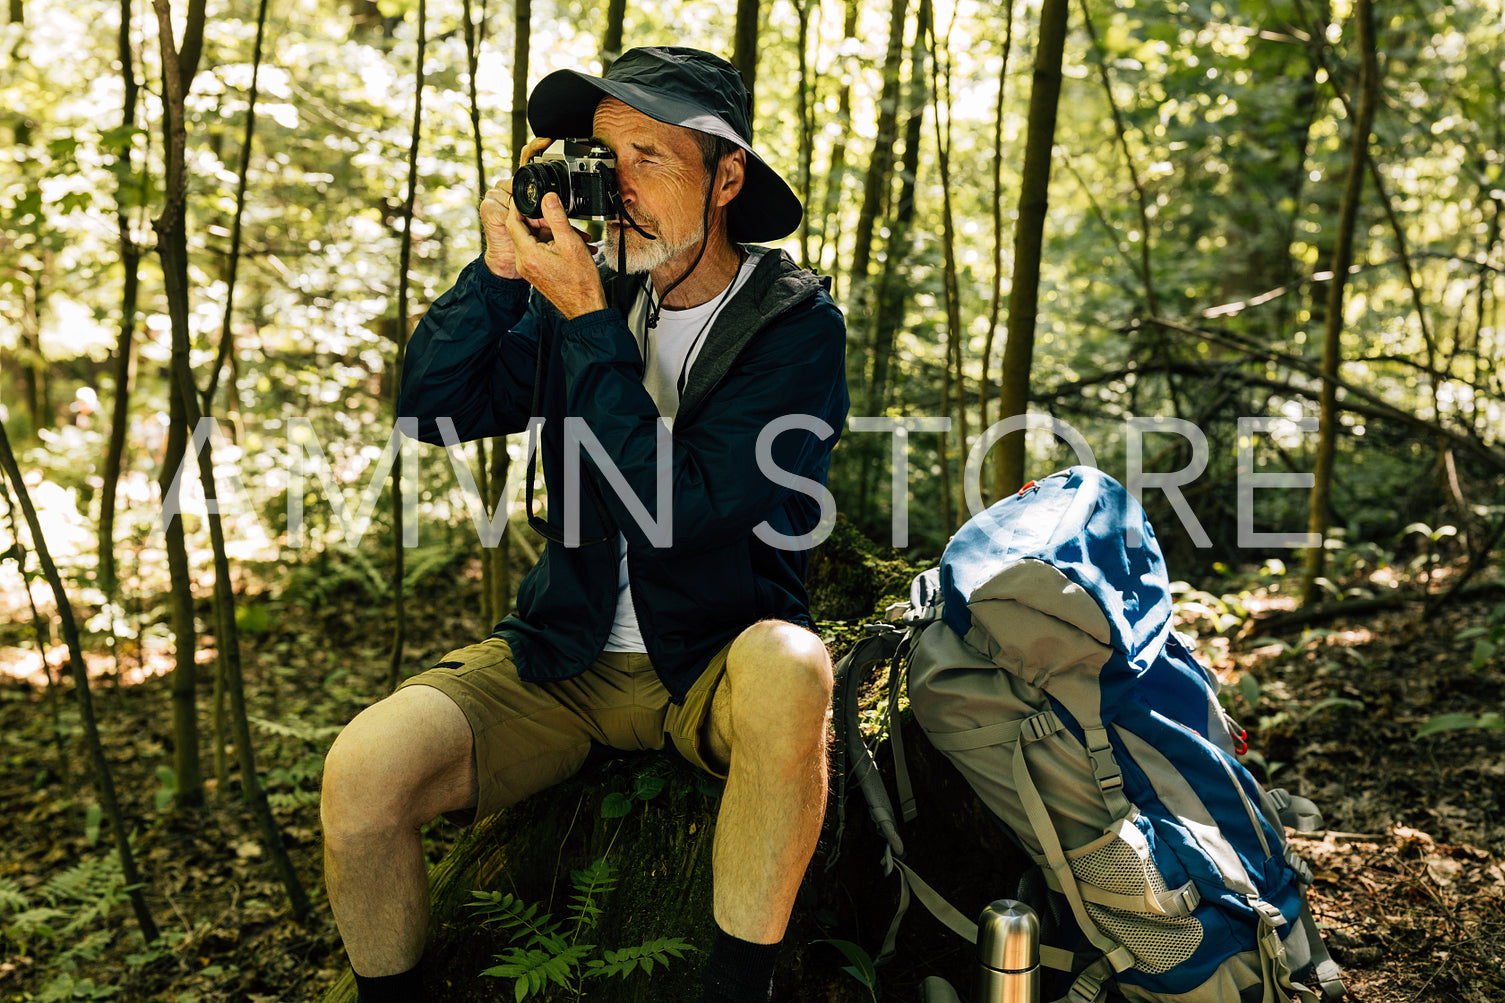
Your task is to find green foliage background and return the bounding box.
[2,0,1502,580]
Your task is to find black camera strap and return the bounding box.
[523,186,656,548]
[610,188,655,317]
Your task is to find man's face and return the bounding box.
[591,97,713,274]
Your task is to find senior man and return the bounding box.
[320,46,849,1003]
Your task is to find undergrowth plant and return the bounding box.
[0,847,150,1000]
[249,714,343,810]
[466,764,699,1001]
[467,857,694,1002]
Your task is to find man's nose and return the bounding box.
[614,172,636,206]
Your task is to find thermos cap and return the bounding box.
[977,899,1040,971]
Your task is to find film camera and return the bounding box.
[512,141,618,220]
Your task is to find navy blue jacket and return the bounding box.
[398,250,849,698]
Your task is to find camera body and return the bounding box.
[513,140,618,220]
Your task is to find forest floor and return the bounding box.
[0,544,1502,1003]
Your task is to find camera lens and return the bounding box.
[513,160,568,218]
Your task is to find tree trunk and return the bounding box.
[158,289,203,810]
[153,0,311,919]
[993,0,1069,498]
[601,0,625,70]
[512,0,530,163]
[857,0,929,524]
[98,0,143,598]
[932,1,964,530]
[151,0,209,811]
[0,476,75,802]
[0,421,160,945]
[813,0,859,284]
[154,0,310,915]
[389,0,427,691]
[199,0,266,418]
[978,0,1014,443]
[19,266,47,436]
[1302,0,1377,606]
[794,0,815,268]
[490,0,531,622]
[461,0,501,629]
[846,0,911,388]
[205,0,268,794]
[731,0,759,112]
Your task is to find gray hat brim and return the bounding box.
[528,69,803,244]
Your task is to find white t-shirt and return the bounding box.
[603,249,765,653]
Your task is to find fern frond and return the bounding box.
[566,857,616,935]
[584,937,695,980]
[41,850,125,923]
[481,944,593,1001]
[248,715,344,741]
[5,906,66,935]
[467,891,565,950]
[0,878,29,915]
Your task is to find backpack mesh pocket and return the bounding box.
[1085,903,1203,973]
[1066,817,1204,974]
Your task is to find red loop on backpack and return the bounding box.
[1234,729,1248,756]
[1017,480,1038,496]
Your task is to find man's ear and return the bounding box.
[715,148,747,208]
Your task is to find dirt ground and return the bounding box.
[0,556,1501,1002]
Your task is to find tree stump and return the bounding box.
[319,712,1030,1003]
[321,527,1030,1001]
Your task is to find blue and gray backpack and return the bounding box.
[833,466,1346,1003]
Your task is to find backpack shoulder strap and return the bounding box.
[828,627,907,868]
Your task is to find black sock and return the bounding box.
[354,966,423,1003]
[699,924,781,1003]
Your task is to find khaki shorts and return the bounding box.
[397,637,730,824]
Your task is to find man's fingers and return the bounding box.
[538,193,581,246]
[519,137,553,165]
[502,202,533,247]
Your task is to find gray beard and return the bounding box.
[604,220,706,274]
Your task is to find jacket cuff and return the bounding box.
[561,307,641,364]
[466,255,531,312]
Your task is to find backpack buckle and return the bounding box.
[1093,760,1125,795]
[1084,728,1125,795]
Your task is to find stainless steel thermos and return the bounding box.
[975,899,1041,1003]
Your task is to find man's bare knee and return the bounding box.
[723,621,833,761]
[321,684,476,842]
[729,621,832,707]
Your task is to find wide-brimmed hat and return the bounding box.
[527,46,802,243]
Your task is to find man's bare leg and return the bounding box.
[320,684,477,980]
[700,620,834,999]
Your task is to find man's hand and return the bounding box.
[480,136,555,281]
[505,190,608,321]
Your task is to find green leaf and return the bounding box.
[1414,712,1503,739]
[817,939,878,992]
[98,124,144,154]
[46,136,79,164]
[633,773,667,801]
[1238,673,1260,710]
[84,804,103,847]
[236,603,273,634]
[585,937,693,980]
[600,792,635,818]
[1244,636,1286,651]
[1304,696,1365,718]
[1470,639,1497,671]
